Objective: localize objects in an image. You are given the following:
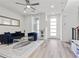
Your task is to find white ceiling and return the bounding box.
[0,0,68,15]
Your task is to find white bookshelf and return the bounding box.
[71,40,79,57]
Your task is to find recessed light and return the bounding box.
[51,5,54,8]
[24,10,26,13]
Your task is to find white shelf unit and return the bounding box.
[71,26,79,57]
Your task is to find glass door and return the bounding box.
[50,18,57,37]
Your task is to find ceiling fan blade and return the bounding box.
[16,2,26,6]
[24,7,27,10]
[25,0,30,4]
[31,7,36,10]
[31,3,39,6]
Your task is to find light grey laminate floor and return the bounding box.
[29,39,76,58]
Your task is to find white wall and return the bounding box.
[0,6,24,34]
[24,14,32,35]
[24,13,46,38]
[62,0,79,42]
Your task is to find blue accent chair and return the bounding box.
[28,32,37,41]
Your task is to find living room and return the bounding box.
[0,0,79,58]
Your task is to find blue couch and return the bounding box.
[0,31,25,44]
[3,32,13,44]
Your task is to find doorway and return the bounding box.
[47,15,58,39]
[50,17,57,38]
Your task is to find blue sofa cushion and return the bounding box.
[4,32,13,44]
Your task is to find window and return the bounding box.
[32,16,39,33]
[50,23,56,25]
[0,18,2,24]
[12,20,19,26]
[50,33,56,36]
[50,29,56,32]
[37,20,39,33]
[50,18,56,22]
[0,16,20,26]
[50,18,57,36]
[50,26,56,28]
[2,18,11,25]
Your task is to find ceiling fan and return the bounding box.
[16,0,39,11]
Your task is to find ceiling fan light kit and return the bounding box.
[27,5,31,8]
